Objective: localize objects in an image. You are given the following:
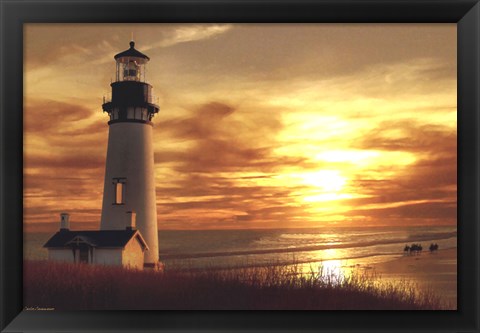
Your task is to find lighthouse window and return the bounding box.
[113,178,126,205]
[115,183,123,204]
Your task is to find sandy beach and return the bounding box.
[294,247,457,309]
[371,248,457,309]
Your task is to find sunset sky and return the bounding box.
[24,24,457,232]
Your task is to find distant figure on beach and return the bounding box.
[404,243,423,255]
[412,243,422,253]
[429,243,439,252]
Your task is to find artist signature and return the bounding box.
[24,306,55,311]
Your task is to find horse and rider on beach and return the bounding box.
[403,243,439,254]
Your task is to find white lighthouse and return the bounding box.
[100,41,160,267]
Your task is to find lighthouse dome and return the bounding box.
[112,41,151,82]
[114,41,150,64]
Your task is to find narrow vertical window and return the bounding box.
[113,178,126,205]
[115,183,123,204]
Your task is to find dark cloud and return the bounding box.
[151,100,314,227]
[156,101,303,173]
[24,99,94,133]
[23,99,107,205]
[197,102,235,119]
[159,102,246,141]
[156,176,296,203]
[24,174,104,207]
[24,211,102,231]
[345,120,456,223]
[345,201,456,220]
[24,99,108,159]
[23,99,107,229]
[356,121,456,154]
[25,153,104,171]
[24,173,104,227]
[158,198,235,211]
[24,221,99,232]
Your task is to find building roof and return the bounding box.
[43,229,148,250]
[114,41,150,63]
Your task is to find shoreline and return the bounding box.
[25,259,445,310]
[169,247,457,309]
[23,247,457,309]
[25,229,457,308]
[289,248,457,309]
[369,248,457,308]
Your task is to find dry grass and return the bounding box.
[24,260,445,310]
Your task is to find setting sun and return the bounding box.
[300,170,346,192]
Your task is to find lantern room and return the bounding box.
[102,40,159,124]
[114,41,149,82]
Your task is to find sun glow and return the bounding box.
[294,170,355,207]
[299,170,346,192]
[303,193,354,203]
[315,150,380,165]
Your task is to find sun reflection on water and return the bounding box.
[298,248,356,283]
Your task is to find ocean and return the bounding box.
[25,226,457,271]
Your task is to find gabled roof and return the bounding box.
[66,235,97,247]
[114,41,149,63]
[43,229,148,250]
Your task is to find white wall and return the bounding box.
[48,249,74,262]
[49,246,143,269]
[100,122,159,265]
[93,248,123,266]
[122,237,145,270]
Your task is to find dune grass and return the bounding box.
[24,260,445,310]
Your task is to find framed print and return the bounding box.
[1,0,479,332]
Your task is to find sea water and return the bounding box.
[25,226,457,270]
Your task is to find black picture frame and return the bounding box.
[1,0,479,332]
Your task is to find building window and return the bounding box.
[113,178,126,205]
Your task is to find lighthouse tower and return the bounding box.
[100,41,159,267]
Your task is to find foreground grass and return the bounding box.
[24,260,445,310]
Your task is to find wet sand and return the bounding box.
[372,248,457,309]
